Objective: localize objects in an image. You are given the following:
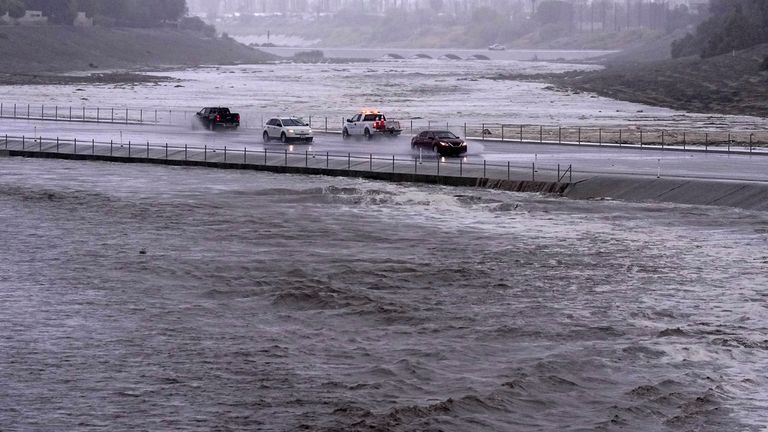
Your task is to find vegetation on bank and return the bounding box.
[671,0,768,59]
[1,0,185,26]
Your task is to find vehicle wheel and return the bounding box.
[281,133,288,144]
[364,129,372,140]
[263,131,270,143]
[342,128,349,139]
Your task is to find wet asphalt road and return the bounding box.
[2,117,767,183]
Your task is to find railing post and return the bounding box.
[92,139,95,155]
[97,107,100,123]
[507,161,510,180]
[204,145,207,161]
[532,162,535,181]
[348,153,351,170]
[325,116,328,133]
[599,128,602,145]
[125,108,129,125]
[165,143,168,159]
[619,129,622,145]
[128,141,131,157]
[369,153,372,171]
[55,106,58,120]
[414,157,417,174]
[482,123,485,141]
[483,160,487,177]
[640,129,643,147]
[69,106,72,121]
[578,127,581,144]
[111,108,114,123]
[244,147,247,163]
[464,123,467,138]
[224,146,227,162]
[185,144,187,160]
[39,136,42,152]
[459,158,462,176]
[140,109,143,123]
[57,137,59,153]
[41,104,44,119]
[264,148,267,164]
[82,106,85,121]
[501,124,505,141]
[558,164,561,181]
[146,141,149,158]
[306,150,309,167]
[74,138,77,154]
[22,135,25,150]
[539,125,543,143]
[13,103,16,118]
[520,125,523,142]
[285,149,288,166]
[327,151,329,168]
[558,127,561,144]
[27,104,30,118]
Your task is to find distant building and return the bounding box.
[17,10,48,25]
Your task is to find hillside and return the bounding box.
[0,25,276,75]
[557,43,768,118]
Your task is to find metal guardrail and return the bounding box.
[2,101,767,152]
[1,134,571,183]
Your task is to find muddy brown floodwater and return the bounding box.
[1,157,767,431]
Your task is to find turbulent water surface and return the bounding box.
[1,157,767,431]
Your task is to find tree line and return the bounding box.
[672,0,768,58]
[1,0,187,26]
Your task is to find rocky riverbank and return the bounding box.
[490,43,768,119]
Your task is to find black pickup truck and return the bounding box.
[194,107,240,130]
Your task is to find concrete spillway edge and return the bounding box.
[3,149,766,212]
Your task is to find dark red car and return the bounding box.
[411,130,468,156]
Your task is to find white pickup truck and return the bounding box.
[342,111,402,140]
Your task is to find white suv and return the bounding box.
[263,118,314,143]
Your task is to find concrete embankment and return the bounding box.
[565,176,768,211]
[0,148,566,195]
[3,148,767,211]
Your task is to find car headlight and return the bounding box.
[288,129,295,133]
[439,141,449,146]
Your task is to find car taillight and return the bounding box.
[235,114,240,122]
[216,115,221,122]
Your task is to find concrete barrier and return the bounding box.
[5,147,766,211]
[3,148,569,196]
[564,176,768,211]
